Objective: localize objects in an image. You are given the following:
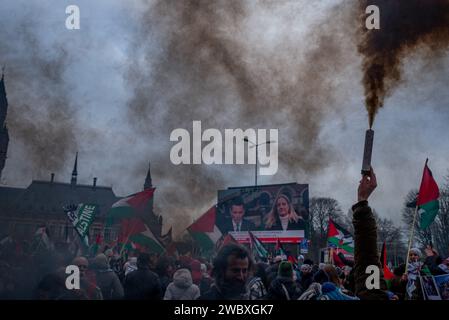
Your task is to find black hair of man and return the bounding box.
[231,197,245,209]
[212,243,254,285]
[137,252,151,269]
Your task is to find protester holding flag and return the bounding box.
[199,243,253,300]
[297,264,314,292]
[124,252,162,300]
[266,261,302,300]
[163,268,200,300]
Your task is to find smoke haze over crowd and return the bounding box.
[1,0,449,237]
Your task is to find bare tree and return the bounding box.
[402,183,449,258]
[309,197,345,261]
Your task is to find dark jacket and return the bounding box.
[352,200,388,300]
[92,255,124,300]
[298,272,313,292]
[424,255,444,275]
[124,267,162,300]
[266,276,301,300]
[198,284,249,300]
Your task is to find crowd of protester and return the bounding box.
[1,168,448,300]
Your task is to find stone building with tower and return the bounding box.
[0,73,165,247]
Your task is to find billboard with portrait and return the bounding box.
[216,183,309,243]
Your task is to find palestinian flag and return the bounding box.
[107,188,156,225]
[380,242,394,289]
[129,224,164,254]
[188,206,222,252]
[108,188,164,254]
[327,219,354,255]
[417,159,440,230]
[216,233,238,251]
[90,233,102,256]
[275,238,297,264]
[249,231,268,259]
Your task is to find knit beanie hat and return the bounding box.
[278,261,293,278]
[409,248,422,258]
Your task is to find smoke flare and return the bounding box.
[358,0,449,128]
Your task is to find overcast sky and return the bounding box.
[1,0,448,236]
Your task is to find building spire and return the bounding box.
[144,161,153,190]
[71,152,78,185]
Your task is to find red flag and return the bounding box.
[417,159,439,206]
[380,242,394,281]
[275,238,282,251]
[188,206,216,233]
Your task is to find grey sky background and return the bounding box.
[1,0,448,237]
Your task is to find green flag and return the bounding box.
[65,203,99,247]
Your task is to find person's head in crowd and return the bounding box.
[212,243,254,292]
[148,252,158,269]
[255,262,269,288]
[200,263,207,275]
[34,272,66,300]
[300,264,312,275]
[408,248,422,263]
[273,255,283,264]
[156,256,176,278]
[104,249,114,261]
[323,264,340,286]
[72,256,89,278]
[92,253,109,270]
[343,265,352,277]
[304,259,314,266]
[278,261,294,279]
[265,193,301,229]
[190,259,202,285]
[230,197,246,225]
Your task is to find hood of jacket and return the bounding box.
[173,268,193,289]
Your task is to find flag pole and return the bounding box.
[404,206,419,274]
[119,219,140,257]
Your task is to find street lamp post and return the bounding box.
[244,138,276,186]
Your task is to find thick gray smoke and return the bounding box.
[125,0,358,235]
[0,8,78,179]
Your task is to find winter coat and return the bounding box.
[352,200,388,300]
[92,254,124,300]
[266,276,301,300]
[164,269,200,300]
[124,267,162,300]
[198,283,249,300]
[199,275,214,295]
[247,276,267,300]
[319,282,359,300]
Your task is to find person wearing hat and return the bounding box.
[91,253,124,300]
[164,268,200,300]
[298,264,313,292]
[351,167,389,300]
[266,261,301,300]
